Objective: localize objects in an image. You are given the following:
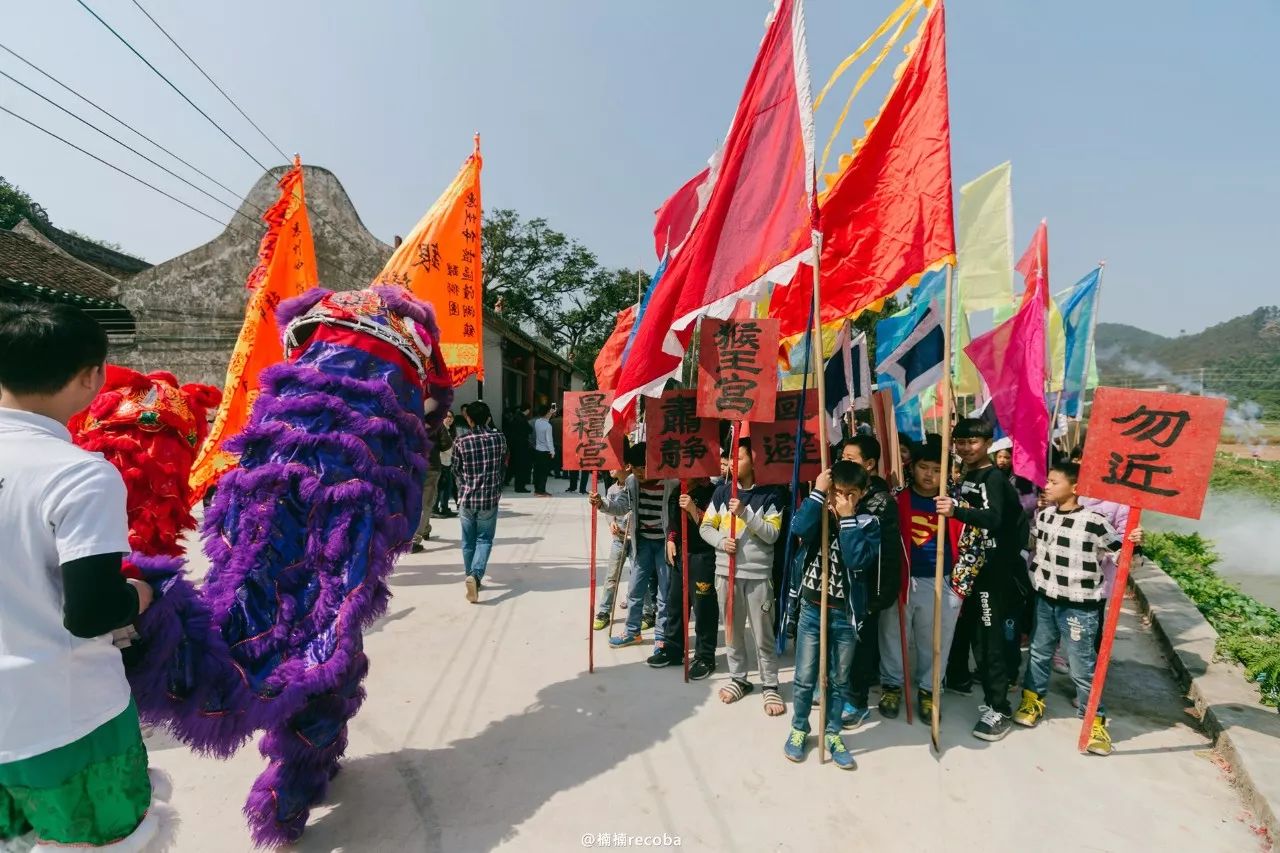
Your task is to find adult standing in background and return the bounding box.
[505,404,533,492]
[435,410,458,518]
[411,408,454,552]
[531,404,555,497]
[452,402,507,603]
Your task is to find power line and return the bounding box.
[0,67,258,226]
[0,42,244,205]
[128,0,289,163]
[0,103,226,227]
[74,0,272,172]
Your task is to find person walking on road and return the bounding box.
[452,402,507,604]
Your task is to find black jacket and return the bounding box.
[952,464,1031,597]
[859,475,901,612]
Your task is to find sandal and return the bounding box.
[762,686,786,717]
[719,679,754,704]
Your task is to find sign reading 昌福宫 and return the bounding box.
[696,317,778,421]
[1077,388,1227,519]
[563,391,623,472]
[645,390,721,479]
[750,390,821,486]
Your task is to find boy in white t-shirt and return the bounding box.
[0,302,165,850]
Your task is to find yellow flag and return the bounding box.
[956,162,1013,312]
[190,158,318,501]
[953,307,982,395]
[375,138,484,386]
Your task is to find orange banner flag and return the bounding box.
[374,137,484,386]
[189,158,319,501]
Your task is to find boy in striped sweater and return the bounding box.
[1012,461,1143,755]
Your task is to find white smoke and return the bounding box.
[1150,491,1280,606]
[1097,345,1267,452]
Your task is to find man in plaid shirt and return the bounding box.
[452,401,507,603]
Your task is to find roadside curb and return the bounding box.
[1130,557,1280,839]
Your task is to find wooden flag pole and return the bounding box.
[931,263,955,753]
[681,480,691,682]
[1078,508,1142,752]
[726,421,740,648]
[589,471,599,674]
[809,230,834,762]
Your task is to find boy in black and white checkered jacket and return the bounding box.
[1012,461,1142,756]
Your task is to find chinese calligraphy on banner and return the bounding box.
[1077,388,1227,519]
[373,140,483,386]
[750,390,821,485]
[646,390,721,479]
[190,159,317,501]
[563,391,624,471]
[696,317,779,421]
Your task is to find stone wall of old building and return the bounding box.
[115,165,391,386]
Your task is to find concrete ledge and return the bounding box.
[1131,557,1280,838]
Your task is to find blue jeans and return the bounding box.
[1023,595,1104,716]
[791,601,857,735]
[460,506,498,582]
[625,537,669,641]
[597,536,629,614]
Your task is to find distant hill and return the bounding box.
[1096,306,1280,418]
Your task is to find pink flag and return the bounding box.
[611,0,816,428]
[965,263,1050,486]
[653,168,709,259]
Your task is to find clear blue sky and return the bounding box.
[1,1,1275,336]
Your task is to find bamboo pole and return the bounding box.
[810,231,834,762]
[589,471,599,674]
[726,421,739,647]
[931,263,955,753]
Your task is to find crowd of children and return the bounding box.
[589,416,1142,768]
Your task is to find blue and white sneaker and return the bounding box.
[841,702,871,729]
[825,734,858,770]
[783,729,807,763]
[609,634,643,648]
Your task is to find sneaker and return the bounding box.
[783,729,807,763]
[1087,717,1113,756]
[918,689,935,721]
[841,703,871,729]
[945,676,974,696]
[641,616,656,631]
[410,541,426,554]
[972,705,1013,742]
[824,734,858,771]
[878,687,902,719]
[1013,689,1045,727]
[609,634,643,648]
[689,659,716,681]
[647,647,676,668]
[593,614,609,631]
[464,576,478,604]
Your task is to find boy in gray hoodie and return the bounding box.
[700,439,786,716]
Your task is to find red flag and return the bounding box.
[653,168,709,259]
[611,0,815,428]
[770,0,955,338]
[593,303,637,391]
[1015,218,1049,309]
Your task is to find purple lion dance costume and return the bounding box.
[127,285,451,846]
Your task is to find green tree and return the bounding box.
[482,209,602,334]
[0,176,35,230]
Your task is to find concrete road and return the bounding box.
[150,490,1263,852]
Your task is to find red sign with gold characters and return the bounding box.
[1077,388,1227,519]
[645,390,721,479]
[696,317,779,421]
[563,391,623,472]
[749,390,821,486]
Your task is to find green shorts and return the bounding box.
[0,700,152,848]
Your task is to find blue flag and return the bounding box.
[1054,268,1101,417]
[875,268,946,401]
